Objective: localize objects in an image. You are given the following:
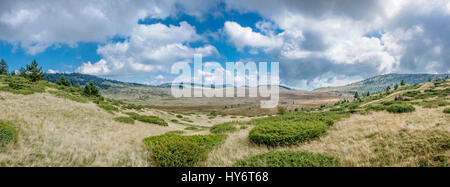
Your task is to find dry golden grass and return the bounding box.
[0,92,182,166]
[0,91,254,166]
[205,106,449,166]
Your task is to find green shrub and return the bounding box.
[233,151,339,167]
[176,114,183,118]
[277,106,286,115]
[402,90,420,97]
[249,120,327,146]
[98,102,118,113]
[386,104,415,113]
[125,112,168,126]
[143,134,226,150]
[365,105,386,111]
[136,115,168,126]
[143,134,226,167]
[247,112,346,146]
[113,116,135,124]
[185,126,200,131]
[210,122,237,134]
[0,122,17,146]
[444,108,450,114]
[151,140,207,167]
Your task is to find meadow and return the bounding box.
[0,73,449,167]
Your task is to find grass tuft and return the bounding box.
[113,116,135,124]
[210,122,237,134]
[0,122,17,146]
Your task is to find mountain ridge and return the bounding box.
[315,73,449,93]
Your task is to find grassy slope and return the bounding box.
[315,73,449,93]
[205,80,450,166]
[0,75,252,166]
[1,74,448,166]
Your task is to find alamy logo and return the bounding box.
[171,54,279,108]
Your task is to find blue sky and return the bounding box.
[0,0,449,90]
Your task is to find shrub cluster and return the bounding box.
[247,112,343,146]
[386,104,415,113]
[151,140,207,167]
[0,76,46,95]
[126,112,168,126]
[249,120,327,146]
[210,122,237,134]
[143,133,226,167]
[113,116,135,124]
[98,102,119,113]
[444,108,450,114]
[233,151,339,167]
[0,122,17,146]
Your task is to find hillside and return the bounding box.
[45,73,147,89]
[315,73,449,93]
[0,74,449,166]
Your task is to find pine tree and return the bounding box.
[84,81,99,96]
[400,80,405,86]
[0,59,8,74]
[366,91,370,97]
[394,84,399,90]
[354,91,359,99]
[58,75,71,87]
[21,60,45,82]
[386,86,391,92]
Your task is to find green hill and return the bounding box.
[315,73,449,93]
[45,73,148,90]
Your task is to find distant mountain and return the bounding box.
[45,73,148,89]
[158,82,293,90]
[315,73,449,93]
[46,73,293,90]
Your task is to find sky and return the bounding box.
[0,0,449,90]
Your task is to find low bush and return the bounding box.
[365,105,386,111]
[151,140,207,167]
[98,102,119,113]
[176,114,183,118]
[113,116,135,124]
[249,120,327,146]
[233,151,339,167]
[143,133,226,167]
[0,122,17,146]
[444,108,450,114]
[125,112,168,126]
[386,104,415,113]
[402,90,420,97]
[143,133,226,150]
[210,122,237,134]
[185,126,200,131]
[248,112,347,146]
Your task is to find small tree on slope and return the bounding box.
[0,59,8,75]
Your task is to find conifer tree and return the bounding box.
[21,60,45,82]
[0,59,8,74]
[354,91,359,99]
